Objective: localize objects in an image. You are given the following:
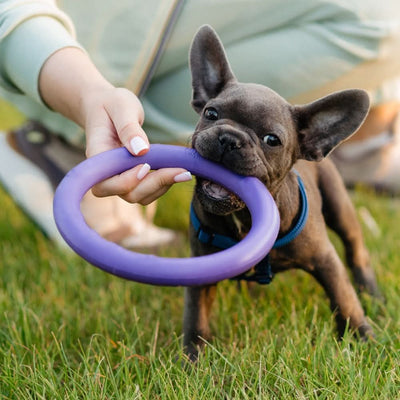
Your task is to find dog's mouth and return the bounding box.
[202,180,231,200]
[196,178,245,215]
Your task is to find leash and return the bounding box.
[190,173,308,284]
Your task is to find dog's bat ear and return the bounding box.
[293,89,370,161]
[189,25,236,113]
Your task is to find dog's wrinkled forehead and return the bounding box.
[211,82,294,133]
[220,83,289,113]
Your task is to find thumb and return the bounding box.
[105,88,150,156]
[120,122,150,156]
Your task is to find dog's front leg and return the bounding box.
[183,284,217,361]
[310,245,373,339]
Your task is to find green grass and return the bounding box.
[1,100,400,398]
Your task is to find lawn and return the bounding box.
[1,100,400,399]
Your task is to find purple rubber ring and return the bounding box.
[53,144,280,286]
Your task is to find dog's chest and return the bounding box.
[268,249,301,273]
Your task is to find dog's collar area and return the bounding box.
[190,172,308,284]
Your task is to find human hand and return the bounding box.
[39,48,191,204]
[82,86,192,205]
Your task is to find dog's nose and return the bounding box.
[218,133,242,152]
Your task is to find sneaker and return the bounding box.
[0,121,177,248]
[331,113,400,194]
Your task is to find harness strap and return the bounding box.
[190,206,238,249]
[190,173,308,284]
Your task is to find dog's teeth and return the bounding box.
[203,181,230,199]
[209,183,229,197]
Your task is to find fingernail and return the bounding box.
[130,136,149,155]
[137,163,151,180]
[174,171,192,183]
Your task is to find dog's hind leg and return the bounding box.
[318,160,380,297]
[183,284,217,361]
[309,244,374,339]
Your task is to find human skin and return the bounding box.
[38,47,192,205]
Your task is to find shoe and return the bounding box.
[5,120,86,189]
[0,121,177,248]
[0,130,68,247]
[331,113,400,194]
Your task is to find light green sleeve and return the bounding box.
[0,1,82,105]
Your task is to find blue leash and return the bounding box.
[190,173,308,284]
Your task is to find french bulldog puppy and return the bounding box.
[184,25,379,360]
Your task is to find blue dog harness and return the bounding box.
[190,173,309,284]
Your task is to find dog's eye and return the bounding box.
[263,134,281,147]
[204,107,219,121]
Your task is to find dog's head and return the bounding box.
[190,25,370,215]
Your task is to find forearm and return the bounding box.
[38,47,113,128]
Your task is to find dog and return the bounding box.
[183,25,380,360]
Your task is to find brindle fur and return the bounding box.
[184,25,379,360]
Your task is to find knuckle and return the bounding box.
[121,191,142,205]
[157,173,174,189]
[118,177,135,194]
[91,185,106,198]
[138,198,152,206]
